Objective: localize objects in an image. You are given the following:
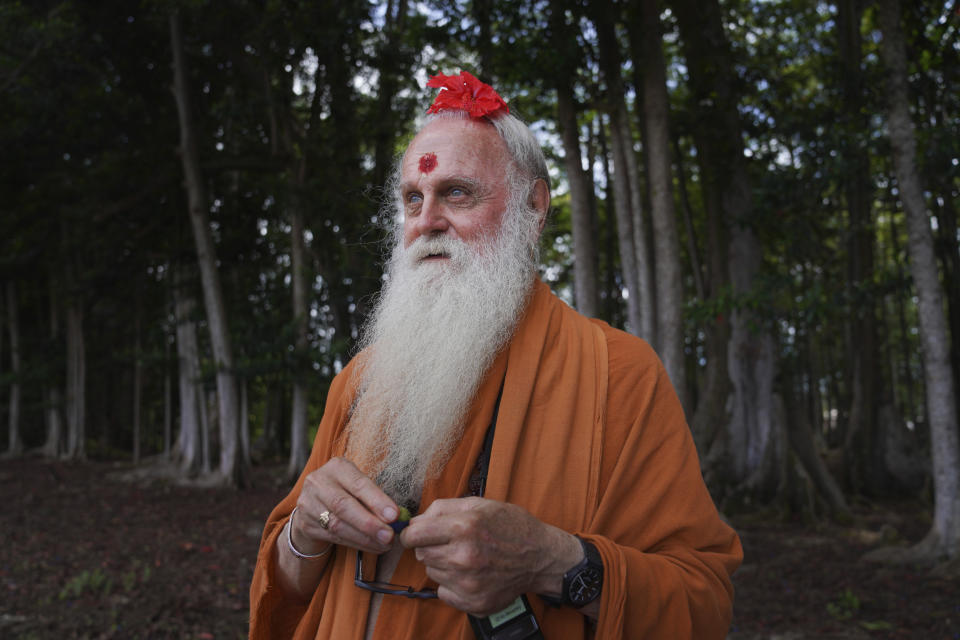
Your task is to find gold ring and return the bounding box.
[318,510,331,530]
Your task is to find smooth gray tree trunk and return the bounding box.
[172,264,203,475]
[287,205,310,480]
[607,114,643,335]
[556,83,600,318]
[621,110,657,344]
[590,0,644,335]
[170,12,244,486]
[878,0,960,560]
[640,0,687,409]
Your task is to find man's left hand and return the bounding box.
[399,497,582,617]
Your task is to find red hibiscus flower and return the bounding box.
[426,71,509,118]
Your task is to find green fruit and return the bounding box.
[389,507,413,533]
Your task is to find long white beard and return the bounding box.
[344,202,539,507]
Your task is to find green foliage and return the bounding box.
[59,568,113,600]
[121,560,152,593]
[826,588,860,620]
[57,560,152,602]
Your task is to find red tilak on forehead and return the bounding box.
[419,153,438,174]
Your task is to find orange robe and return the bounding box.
[250,280,742,639]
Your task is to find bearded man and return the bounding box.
[250,72,741,640]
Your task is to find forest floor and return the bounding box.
[1,457,958,639]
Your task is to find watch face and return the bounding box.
[568,566,602,606]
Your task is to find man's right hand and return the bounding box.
[275,457,398,601]
[291,457,399,556]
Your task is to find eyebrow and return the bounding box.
[400,175,485,194]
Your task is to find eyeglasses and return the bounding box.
[354,551,438,599]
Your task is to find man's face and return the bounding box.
[399,118,511,259]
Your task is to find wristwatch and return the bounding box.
[542,536,604,608]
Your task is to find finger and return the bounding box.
[300,488,395,552]
[295,506,390,554]
[325,457,400,523]
[413,531,487,572]
[400,514,454,549]
[402,504,481,549]
[418,496,480,518]
[297,459,398,551]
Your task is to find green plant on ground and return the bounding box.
[121,559,153,592]
[826,588,860,620]
[58,568,113,600]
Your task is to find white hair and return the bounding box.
[382,109,549,250]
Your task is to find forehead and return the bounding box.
[401,118,510,182]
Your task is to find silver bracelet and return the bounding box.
[286,506,333,560]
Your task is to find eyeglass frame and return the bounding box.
[354,550,439,599]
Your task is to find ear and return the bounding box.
[530,178,551,235]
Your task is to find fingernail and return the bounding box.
[383,507,397,521]
[377,529,392,544]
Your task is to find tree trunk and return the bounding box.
[607,114,642,335]
[933,195,960,404]
[172,264,203,475]
[132,299,142,464]
[638,0,687,409]
[590,0,644,336]
[593,119,619,325]
[878,0,960,560]
[274,56,324,481]
[5,281,22,456]
[287,204,310,480]
[687,128,736,465]
[556,82,600,318]
[64,296,86,460]
[837,0,883,496]
[170,11,244,487]
[200,384,212,474]
[727,226,780,486]
[164,335,172,459]
[240,377,250,467]
[621,105,657,343]
[674,0,781,500]
[42,275,63,457]
[783,368,851,518]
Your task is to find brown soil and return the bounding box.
[1,458,957,639]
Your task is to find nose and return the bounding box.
[407,195,450,243]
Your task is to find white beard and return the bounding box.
[343,201,540,507]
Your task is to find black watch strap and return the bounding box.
[541,536,604,608]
